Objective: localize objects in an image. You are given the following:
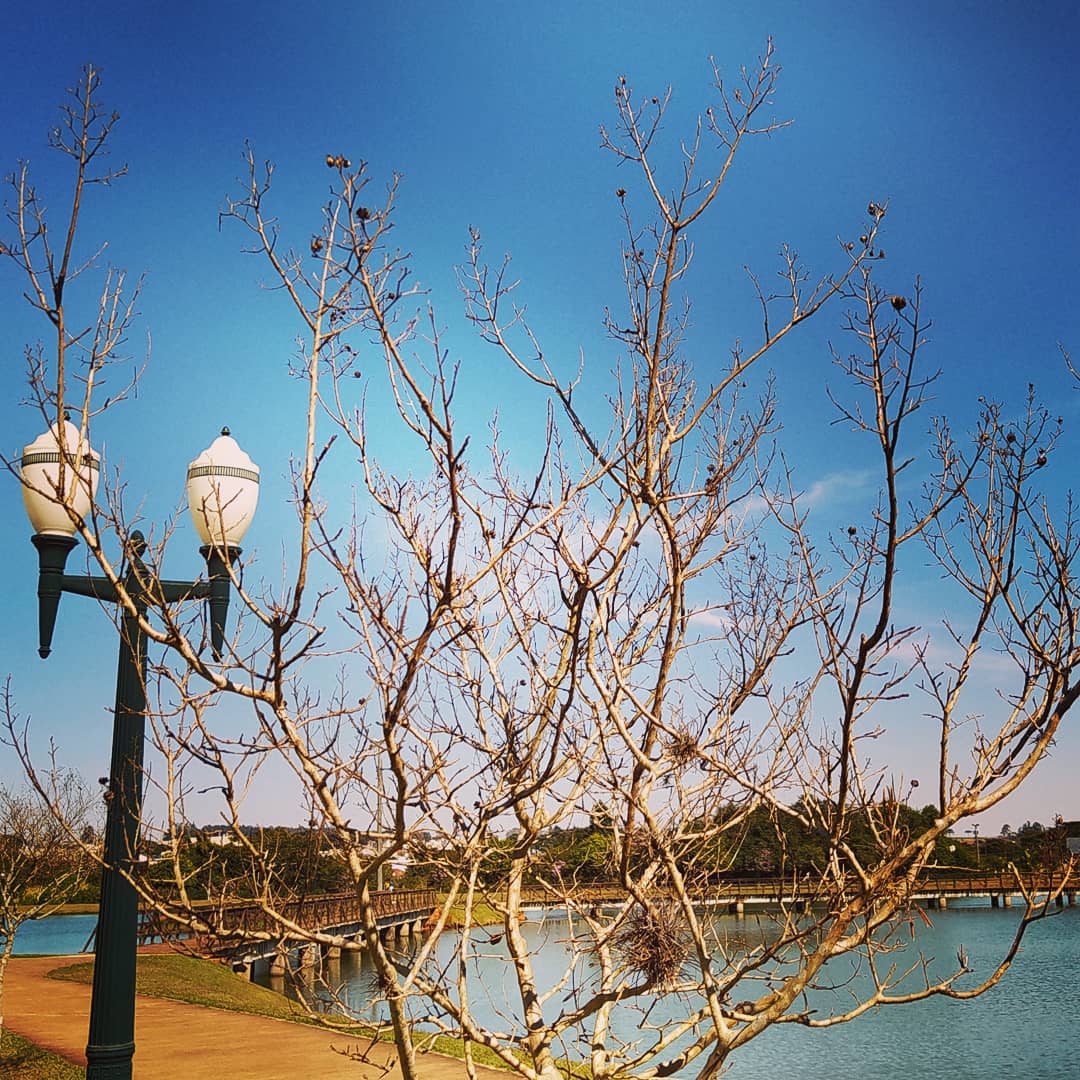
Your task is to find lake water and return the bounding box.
[15,903,1079,1078]
[10,913,97,956]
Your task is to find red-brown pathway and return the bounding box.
[5,955,506,1079]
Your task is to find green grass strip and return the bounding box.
[0,1031,84,1080]
[48,955,321,1023]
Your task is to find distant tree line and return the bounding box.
[52,810,1069,903]
[143,825,352,902]
[399,802,1072,892]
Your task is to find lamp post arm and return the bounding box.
[58,574,233,663]
[156,578,209,603]
[34,530,239,663]
[142,572,232,662]
[58,576,210,605]
[59,575,123,603]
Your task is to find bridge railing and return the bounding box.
[142,873,1071,948]
[142,888,437,945]
[517,872,1068,905]
[910,872,1062,894]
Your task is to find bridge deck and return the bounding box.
[141,874,1073,960]
[519,872,1073,907]
[142,889,437,958]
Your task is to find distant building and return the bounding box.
[1064,821,1080,857]
[203,825,237,847]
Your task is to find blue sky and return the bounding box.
[1,0,1077,832]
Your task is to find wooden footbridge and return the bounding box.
[520,871,1075,915]
[143,889,437,976]
[142,872,1073,978]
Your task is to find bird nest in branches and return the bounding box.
[613,899,691,988]
[665,728,699,767]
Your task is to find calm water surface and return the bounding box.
[17,904,1078,1078]
[11,913,96,955]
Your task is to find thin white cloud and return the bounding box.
[688,607,733,629]
[801,468,876,508]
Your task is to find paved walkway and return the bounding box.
[4,956,506,1079]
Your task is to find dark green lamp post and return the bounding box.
[20,420,259,1080]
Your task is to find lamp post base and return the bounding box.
[85,1041,135,1080]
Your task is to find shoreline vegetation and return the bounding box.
[440,899,505,929]
[16,903,99,917]
[31,897,508,923]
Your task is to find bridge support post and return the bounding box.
[269,949,288,978]
[324,944,342,960]
[1002,893,1011,908]
[728,900,745,918]
[936,896,947,910]
[1056,893,1064,908]
[1068,891,1076,907]
[990,894,999,908]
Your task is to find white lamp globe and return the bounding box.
[186,428,259,548]
[20,419,101,536]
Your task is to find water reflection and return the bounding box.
[255,904,1080,1079]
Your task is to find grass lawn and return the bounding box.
[443,899,505,928]
[48,955,311,1022]
[0,1031,83,1080]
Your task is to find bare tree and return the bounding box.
[0,723,94,1032]
[5,53,1078,1080]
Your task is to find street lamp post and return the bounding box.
[967,823,981,866]
[20,421,258,1080]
